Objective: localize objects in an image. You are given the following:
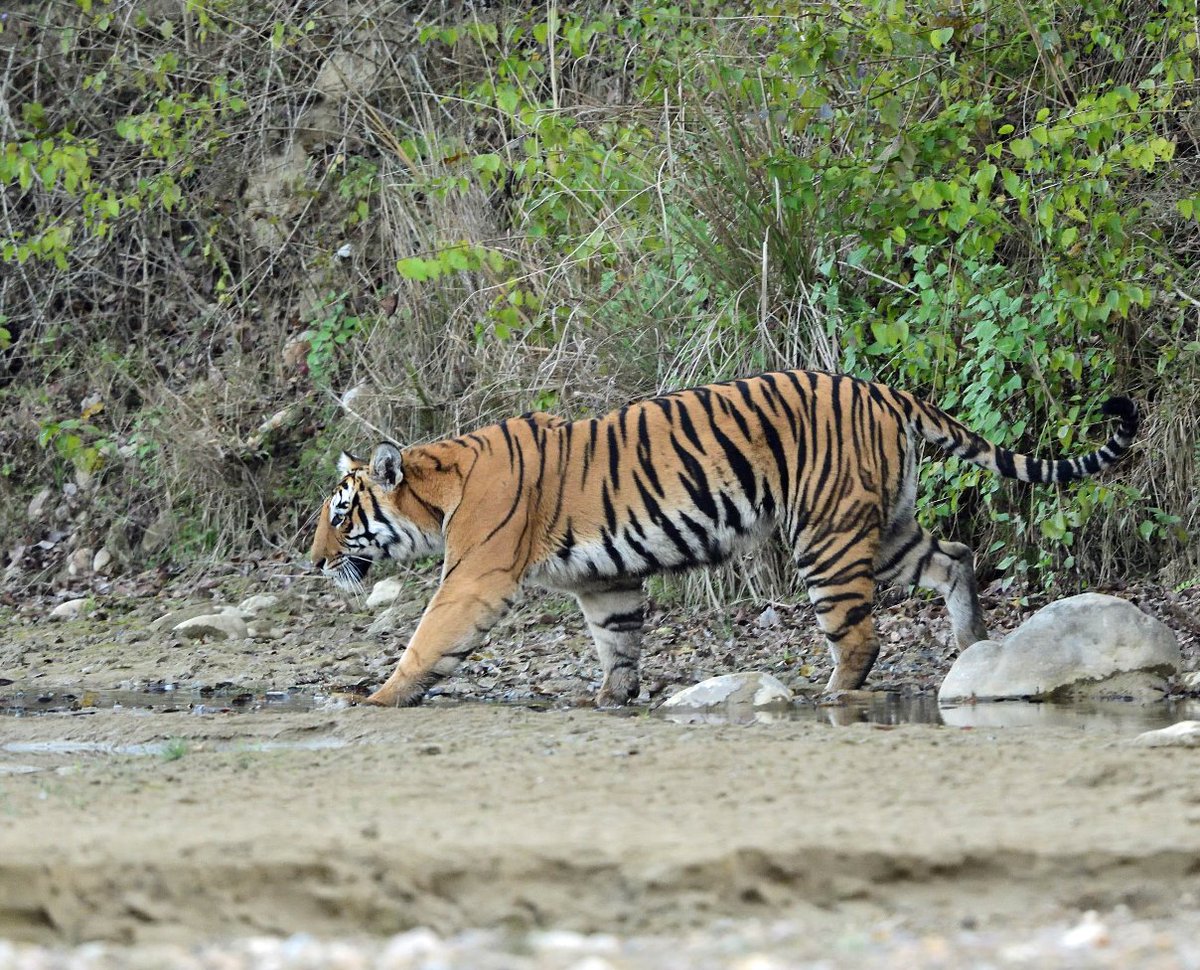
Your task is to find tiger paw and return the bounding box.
[595,677,639,709]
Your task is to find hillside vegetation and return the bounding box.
[1,0,1197,595]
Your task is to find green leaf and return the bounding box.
[472,153,502,175]
[1009,138,1034,160]
[397,257,433,281]
[929,27,953,50]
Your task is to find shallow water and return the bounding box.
[2,684,1193,734]
[0,685,317,717]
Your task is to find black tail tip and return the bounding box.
[1101,395,1139,429]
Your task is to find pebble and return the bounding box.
[174,614,250,641]
[67,547,93,577]
[49,598,89,621]
[367,578,404,610]
[26,486,54,520]
[2,913,1200,969]
[238,594,280,615]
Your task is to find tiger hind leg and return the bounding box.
[874,518,990,648]
[805,573,880,691]
[575,585,644,707]
[795,527,882,691]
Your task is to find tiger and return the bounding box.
[310,370,1138,708]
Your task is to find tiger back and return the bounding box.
[310,370,1138,707]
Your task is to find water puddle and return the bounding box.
[1,737,348,758]
[1,685,1194,734]
[0,686,319,717]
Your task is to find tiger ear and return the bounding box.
[336,451,360,477]
[369,443,404,490]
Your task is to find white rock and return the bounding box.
[367,577,404,610]
[67,547,93,577]
[1132,720,1200,747]
[1061,910,1109,949]
[238,593,280,615]
[939,593,1180,703]
[174,614,249,641]
[49,598,89,621]
[661,672,793,711]
[151,605,222,634]
[755,606,781,629]
[26,487,53,520]
[92,548,114,574]
[1180,671,1200,691]
[380,928,442,962]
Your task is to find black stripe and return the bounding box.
[602,609,644,631]
[632,473,694,560]
[636,409,665,496]
[606,424,621,489]
[995,449,1017,478]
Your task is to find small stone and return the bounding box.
[152,605,224,634]
[1180,671,1200,691]
[368,605,405,636]
[49,598,89,621]
[67,547,93,577]
[755,606,781,629]
[175,614,249,641]
[380,928,442,962]
[238,594,280,615]
[26,487,53,520]
[366,577,404,609]
[1132,720,1200,748]
[661,672,793,711]
[92,548,114,574]
[1060,911,1109,949]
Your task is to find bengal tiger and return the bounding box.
[310,370,1138,707]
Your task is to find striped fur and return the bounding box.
[310,371,1138,707]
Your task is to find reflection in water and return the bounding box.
[659,691,1199,731]
[2,684,1196,734]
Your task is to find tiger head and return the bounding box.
[310,443,444,593]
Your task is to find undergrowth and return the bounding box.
[0,0,1197,596]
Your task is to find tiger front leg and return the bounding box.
[575,585,645,707]
[365,577,518,707]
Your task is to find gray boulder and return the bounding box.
[939,593,1180,703]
